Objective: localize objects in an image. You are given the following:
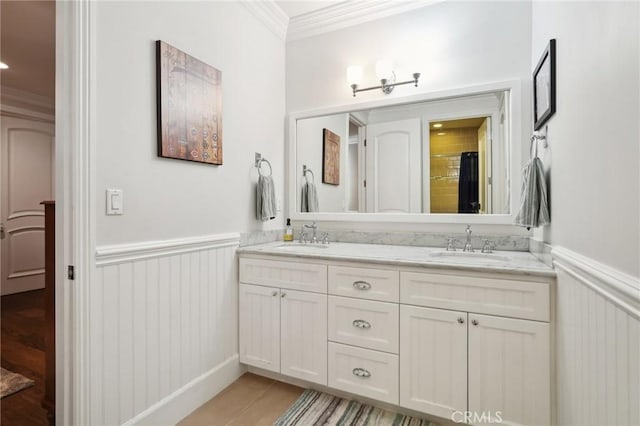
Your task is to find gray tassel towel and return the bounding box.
[301,181,319,212]
[515,140,550,229]
[256,174,277,222]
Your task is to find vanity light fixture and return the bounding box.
[0,62,9,70]
[347,60,420,97]
[432,123,443,128]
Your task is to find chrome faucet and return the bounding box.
[481,239,495,253]
[463,225,474,252]
[304,221,318,243]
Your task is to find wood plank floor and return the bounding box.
[179,373,304,426]
[1,289,48,426]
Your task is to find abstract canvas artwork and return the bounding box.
[322,128,340,185]
[156,40,223,165]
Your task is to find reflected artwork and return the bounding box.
[322,128,340,185]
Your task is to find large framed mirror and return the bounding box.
[287,80,524,224]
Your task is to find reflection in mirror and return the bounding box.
[295,90,510,215]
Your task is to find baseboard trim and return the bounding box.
[95,233,240,266]
[124,355,246,426]
[551,246,640,319]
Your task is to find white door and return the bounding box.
[239,283,281,373]
[468,314,550,426]
[365,119,422,213]
[280,289,327,385]
[1,116,55,295]
[400,305,468,418]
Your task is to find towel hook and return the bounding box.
[530,128,548,159]
[302,165,315,183]
[254,152,272,177]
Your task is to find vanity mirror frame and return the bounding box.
[287,80,526,224]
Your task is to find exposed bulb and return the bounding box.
[375,60,393,80]
[347,65,363,86]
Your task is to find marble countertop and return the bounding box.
[238,241,556,278]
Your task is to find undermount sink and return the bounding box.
[275,243,329,250]
[429,251,510,262]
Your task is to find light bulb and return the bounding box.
[0,62,9,70]
[375,60,393,80]
[347,66,363,86]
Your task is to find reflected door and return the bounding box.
[365,119,422,213]
[1,116,54,295]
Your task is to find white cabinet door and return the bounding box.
[400,305,467,419]
[281,289,327,385]
[239,283,281,373]
[468,314,550,426]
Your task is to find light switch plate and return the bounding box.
[106,189,123,215]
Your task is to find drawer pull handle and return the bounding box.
[352,319,371,329]
[353,281,371,290]
[271,291,278,297]
[472,319,479,326]
[457,317,465,324]
[352,368,371,378]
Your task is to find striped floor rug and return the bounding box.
[274,389,437,426]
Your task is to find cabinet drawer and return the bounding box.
[328,296,399,353]
[401,271,550,321]
[328,265,399,302]
[328,342,399,405]
[240,257,327,293]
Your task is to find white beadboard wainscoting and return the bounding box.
[552,247,640,426]
[93,233,244,426]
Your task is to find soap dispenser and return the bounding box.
[284,218,294,242]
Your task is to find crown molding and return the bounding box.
[287,0,444,42]
[241,0,289,41]
[1,86,55,115]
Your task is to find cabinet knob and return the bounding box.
[281,292,286,298]
[352,368,371,378]
[353,281,372,290]
[352,319,371,329]
[457,317,465,324]
[271,291,278,297]
[472,319,479,326]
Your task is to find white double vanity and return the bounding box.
[238,242,554,426]
[238,79,555,425]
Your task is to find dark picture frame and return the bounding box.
[533,39,556,130]
[156,40,223,165]
[322,128,340,185]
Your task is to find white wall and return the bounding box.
[531,1,639,278]
[296,114,349,212]
[531,3,640,425]
[286,1,532,234]
[92,2,285,424]
[96,1,285,246]
[286,1,532,112]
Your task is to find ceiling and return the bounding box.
[0,0,55,99]
[275,1,345,19]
